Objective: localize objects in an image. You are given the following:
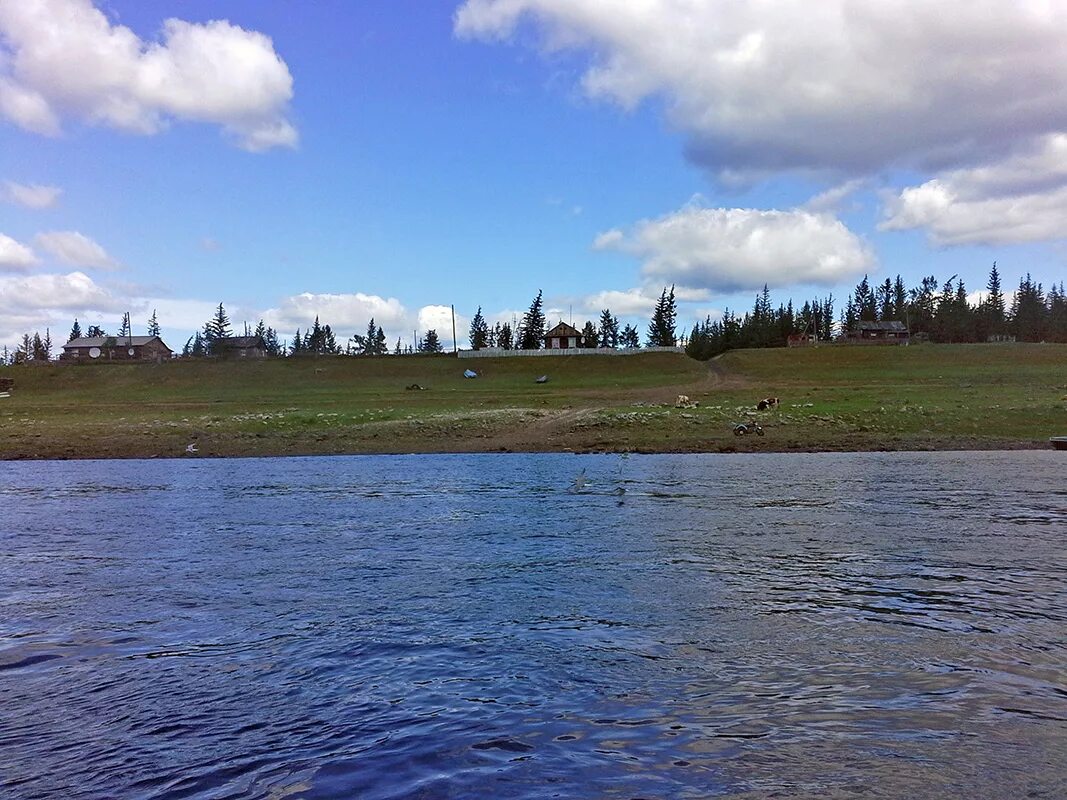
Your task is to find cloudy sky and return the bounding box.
[2,0,1066,351]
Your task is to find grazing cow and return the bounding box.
[756,396,779,411]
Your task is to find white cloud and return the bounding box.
[0,0,296,151]
[803,179,865,213]
[596,204,874,293]
[3,180,61,209]
[263,292,409,334]
[0,270,135,345]
[456,1,1067,180]
[418,304,467,348]
[0,233,38,270]
[880,135,1067,245]
[576,288,652,317]
[0,270,125,313]
[35,230,119,269]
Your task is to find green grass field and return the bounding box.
[1,343,1064,458]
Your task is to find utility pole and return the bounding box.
[451,304,457,354]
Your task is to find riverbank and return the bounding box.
[1,344,1064,459]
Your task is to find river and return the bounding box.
[2,452,1065,798]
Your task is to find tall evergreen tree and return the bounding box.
[519,290,546,349]
[980,262,1006,339]
[1012,273,1046,342]
[118,312,131,338]
[854,275,877,320]
[204,303,232,353]
[877,278,894,321]
[68,318,82,342]
[497,322,514,350]
[620,323,641,349]
[469,307,490,350]
[147,309,161,337]
[647,285,678,346]
[597,308,619,348]
[86,324,105,338]
[419,329,443,353]
[580,321,598,348]
[892,276,907,322]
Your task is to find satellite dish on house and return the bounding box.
[89,347,101,359]
[128,347,136,356]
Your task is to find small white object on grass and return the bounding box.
[185,443,199,454]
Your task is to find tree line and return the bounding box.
[685,265,1067,360]
[5,267,1064,365]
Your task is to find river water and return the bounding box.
[2,452,1065,799]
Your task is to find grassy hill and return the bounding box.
[1,344,1064,459]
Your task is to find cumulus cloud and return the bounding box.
[594,204,874,293]
[0,270,126,313]
[0,233,38,270]
[35,230,119,269]
[0,0,297,151]
[262,292,409,333]
[880,135,1067,245]
[418,305,467,348]
[456,1,1067,179]
[3,180,61,209]
[574,285,709,317]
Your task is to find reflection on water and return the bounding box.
[1,452,1066,798]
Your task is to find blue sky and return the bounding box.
[2,0,1066,351]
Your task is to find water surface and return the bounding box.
[2,452,1066,798]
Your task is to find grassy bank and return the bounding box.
[1,344,1064,459]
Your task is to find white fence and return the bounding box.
[457,346,684,359]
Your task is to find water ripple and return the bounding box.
[1,451,1065,798]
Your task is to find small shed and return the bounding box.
[213,335,267,359]
[544,322,582,349]
[61,335,173,363]
[848,320,909,344]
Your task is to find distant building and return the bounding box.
[213,335,267,359]
[787,333,815,347]
[544,322,582,349]
[61,335,173,363]
[847,320,910,344]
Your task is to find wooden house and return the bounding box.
[61,335,173,363]
[847,320,910,344]
[544,322,582,349]
[213,335,268,359]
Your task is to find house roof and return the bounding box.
[544,322,582,338]
[855,320,908,332]
[215,335,266,347]
[63,336,165,349]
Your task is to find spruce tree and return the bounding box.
[118,312,131,338]
[598,309,619,348]
[86,324,105,337]
[469,307,490,350]
[647,285,677,346]
[620,324,641,349]
[68,318,82,342]
[419,329,443,353]
[581,321,598,348]
[207,303,232,342]
[497,322,513,350]
[519,290,545,349]
[147,310,161,337]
